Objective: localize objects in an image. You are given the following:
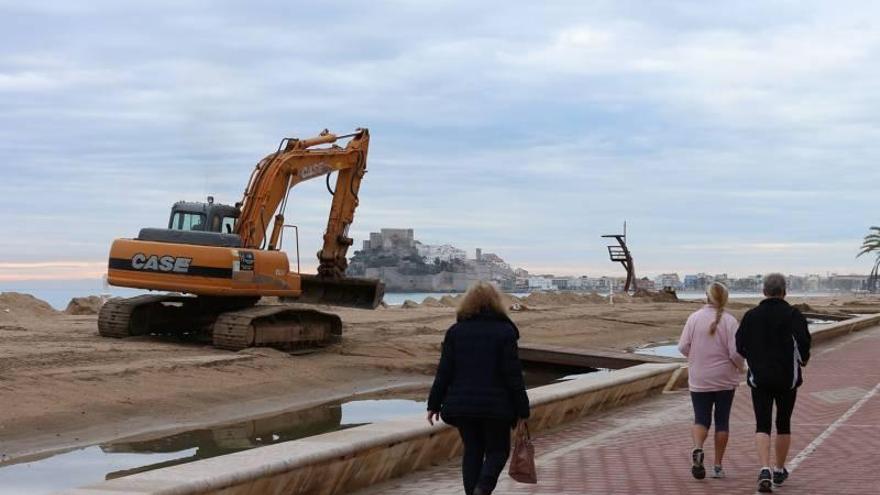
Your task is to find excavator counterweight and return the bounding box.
[98,128,384,350]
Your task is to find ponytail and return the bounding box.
[709,305,723,335]
[706,282,729,336]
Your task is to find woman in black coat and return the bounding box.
[427,281,530,495]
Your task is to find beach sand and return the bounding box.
[1,291,877,461]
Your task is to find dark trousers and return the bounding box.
[690,389,736,432]
[456,418,511,495]
[751,387,798,434]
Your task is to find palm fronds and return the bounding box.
[858,226,880,258]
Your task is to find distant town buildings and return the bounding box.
[348,228,874,294]
[348,228,518,291]
[658,272,870,293]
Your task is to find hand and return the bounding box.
[427,410,440,426]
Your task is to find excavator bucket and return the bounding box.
[293,275,385,309]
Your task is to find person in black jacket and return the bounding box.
[427,281,530,495]
[736,273,811,493]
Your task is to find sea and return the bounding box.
[0,278,841,310]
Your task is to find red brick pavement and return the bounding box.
[357,325,880,495]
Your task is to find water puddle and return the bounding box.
[806,318,835,327]
[0,363,602,494]
[0,398,425,494]
[633,344,683,359]
[523,364,608,388]
[632,318,847,362]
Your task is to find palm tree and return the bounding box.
[858,226,880,293]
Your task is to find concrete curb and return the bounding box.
[808,313,880,344]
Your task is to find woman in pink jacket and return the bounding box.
[678,282,744,480]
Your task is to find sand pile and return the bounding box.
[632,289,680,303]
[401,299,420,309]
[0,292,58,319]
[523,292,607,306]
[64,296,105,315]
[439,295,458,307]
[792,303,815,313]
[420,297,444,308]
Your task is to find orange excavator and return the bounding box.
[98,128,384,350]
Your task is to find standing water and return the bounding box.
[0,398,425,494]
[0,361,602,494]
[632,317,842,360]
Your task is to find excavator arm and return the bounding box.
[237,129,369,278]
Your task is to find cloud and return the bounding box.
[0,261,106,281]
[1,1,878,282]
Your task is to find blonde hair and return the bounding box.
[457,281,508,320]
[706,282,729,335]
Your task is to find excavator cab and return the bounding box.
[168,198,239,234]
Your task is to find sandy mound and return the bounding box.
[792,303,814,313]
[726,301,752,309]
[0,292,58,319]
[238,347,291,358]
[633,289,680,303]
[439,295,458,307]
[401,299,420,309]
[64,296,104,315]
[420,297,444,308]
[522,292,607,306]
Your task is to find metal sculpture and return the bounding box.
[602,222,636,294]
[869,262,879,293]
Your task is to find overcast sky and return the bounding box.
[1,0,878,285]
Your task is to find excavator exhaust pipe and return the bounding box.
[292,275,385,309]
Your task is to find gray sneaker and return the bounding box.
[711,465,725,478]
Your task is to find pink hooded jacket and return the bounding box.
[677,305,745,392]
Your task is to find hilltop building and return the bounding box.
[348,229,518,291]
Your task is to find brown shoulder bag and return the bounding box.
[508,421,537,483]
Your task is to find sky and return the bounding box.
[1,0,879,288]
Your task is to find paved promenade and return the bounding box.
[358,325,880,495]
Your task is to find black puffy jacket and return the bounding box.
[427,311,530,425]
[735,298,811,391]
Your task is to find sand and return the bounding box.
[64,296,105,315]
[1,291,878,462]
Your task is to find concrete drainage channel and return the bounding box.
[0,397,427,494]
[44,314,880,495]
[1,365,606,494]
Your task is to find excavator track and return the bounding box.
[97,294,178,338]
[99,295,342,351]
[212,305,342,351]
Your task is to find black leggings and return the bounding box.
[691,389,736,432]
[751,387,798,434]
[456,418,511,495]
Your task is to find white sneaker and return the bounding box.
[711,465,725,478]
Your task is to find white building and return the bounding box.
[417,243,467,263]
[528,277,553,291]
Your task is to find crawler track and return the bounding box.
[98,294,342,351]
[97,294,175,338]
[213,305,342,351]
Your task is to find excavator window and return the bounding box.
[209,215,237,233]
[221,216,236,233]
[170,212,206,231]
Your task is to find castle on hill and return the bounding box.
[347,228,517,291]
